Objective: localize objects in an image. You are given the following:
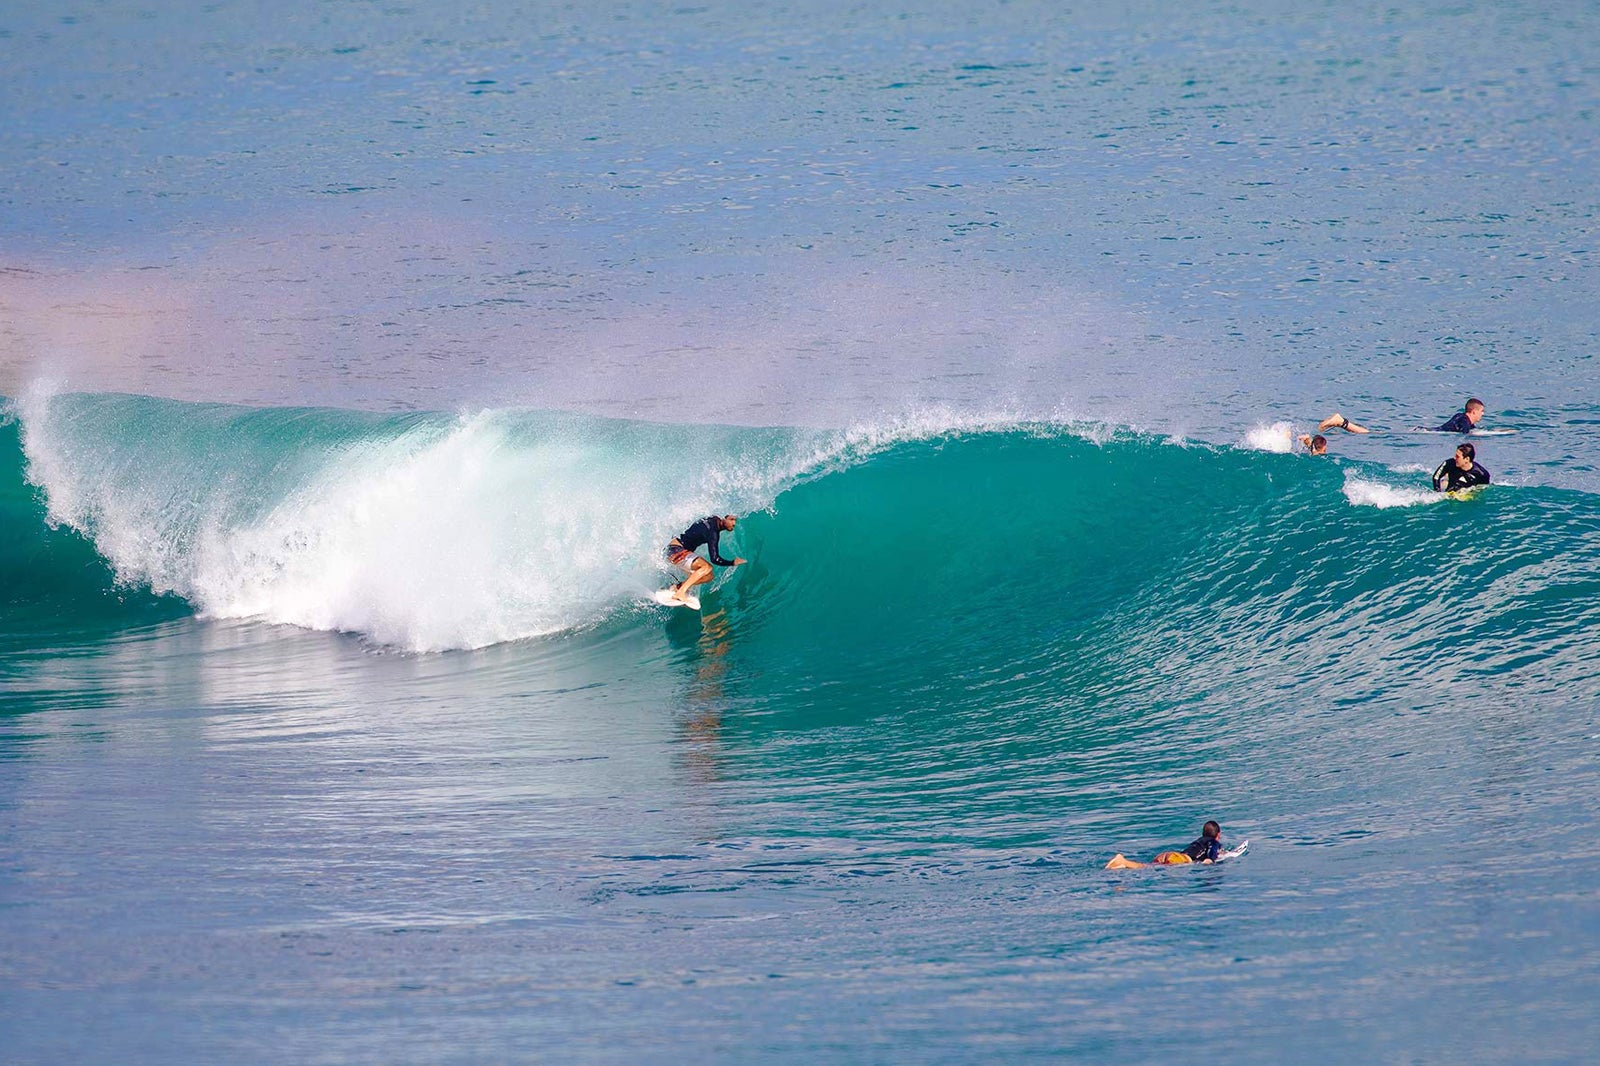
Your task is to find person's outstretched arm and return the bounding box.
[705,527,743,568]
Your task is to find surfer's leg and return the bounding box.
[1104,854,1146,869]
[677,559,713,601]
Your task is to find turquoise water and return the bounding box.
[5,394,1600,1061]
[5,0,1600,1062]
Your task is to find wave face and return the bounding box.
[8,392,1600,706]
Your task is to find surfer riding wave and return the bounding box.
[662,514,745,606]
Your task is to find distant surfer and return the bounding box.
[1432,442,1490,493]
[1433,398,1485,434]
[1105,821,1224,869]
[663,514,745,605]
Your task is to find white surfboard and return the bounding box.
[1410,426,1518,436]
[651,589,700,610]
[1219,840,1249,861]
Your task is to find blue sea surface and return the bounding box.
[3,2,1600,1062]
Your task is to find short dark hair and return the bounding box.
[1202,821,1221,839]
[1457,442,1476,460]
[1310,434,1327,450]
[1466,398,1484,411]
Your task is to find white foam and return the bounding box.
[15,391,1089,652]
[1241,421,1295,454]
[1342,476,1443,509]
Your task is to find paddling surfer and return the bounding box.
[664,515,745,604]
[1297,412,1367,453]
[1432,442,1490,493]
[1434,398,1485,434]
[1105,821,1224,869]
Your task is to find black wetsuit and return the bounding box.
[1436,411,1475,433]
[1432,459,1491,493]
[669,516,738,566]
[1183,836,1221,863]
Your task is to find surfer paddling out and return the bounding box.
[1106,821,1244,869]
[1434,397,1485,434]
[655,514,745,610]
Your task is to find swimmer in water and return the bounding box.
[1297,412,1367,453]
[1105,821,1223,869]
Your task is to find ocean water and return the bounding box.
[3,1,1600,1062]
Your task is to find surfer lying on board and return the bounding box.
[1105,821,1223,869]
[1433,442,1491,493]
[665,514,745,605]
[1434,397,1485,434]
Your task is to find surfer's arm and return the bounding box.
[704,529,740,567]
[1432,461,1450,492]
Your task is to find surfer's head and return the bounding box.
[1202,821,1221,840]
[1455,442,1476,470]
[1465,398,1484,425]
[720,514,737,531]
[1308,434,1327,455]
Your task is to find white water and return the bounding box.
[16,389,1057,650]
[1342,476,1446,510]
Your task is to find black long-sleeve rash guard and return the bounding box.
[1433,459,1491,493]
[672,516,737,566]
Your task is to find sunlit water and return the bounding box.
[4,1,1600,1062]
